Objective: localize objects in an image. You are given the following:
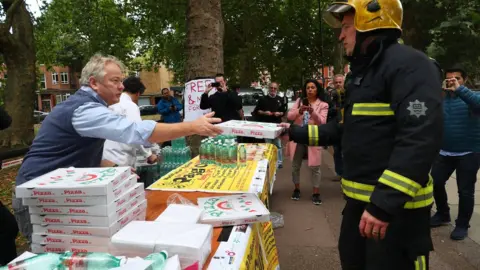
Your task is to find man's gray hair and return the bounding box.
[79,54,126,85]
[334,74,345,79]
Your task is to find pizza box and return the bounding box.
[197,193,270,227]
[30,200,147,227]
[29,192,145,217]
[22,182,144,206]
[31,204,146,237]
[16,167,132,198]
[215,120,284,139]
[31,243,111,254]
[32,232,112,247]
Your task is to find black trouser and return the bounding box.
[431,153,479,228]
[333,143,343,176]
[0,202,19,266]
[339,199,432,270]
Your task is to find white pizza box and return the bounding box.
[31,203,146,237]
[30,200,147,227]
[111,221,212,269]
[16,167,132,198]
[31,243,111,253]
[197,193,270,227]
[29,191,145,217]
[22,182,144,206]
[32,232,111,246]
[154,204,203,224]
[215,120,284,139]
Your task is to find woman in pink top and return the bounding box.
[286,79,329,205]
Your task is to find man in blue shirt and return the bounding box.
[157,88,183,123]
[12,54,222,242]
[430,65,480,241]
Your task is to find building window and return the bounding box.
[56,94,63,103]
[40,74,46,89]
[63,94,70,101]
[52,73,58,85]
[42,99,51,112]
[60,72,69,84]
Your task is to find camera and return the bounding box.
[211,82,221,88]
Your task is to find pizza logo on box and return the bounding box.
[203,195,257,217]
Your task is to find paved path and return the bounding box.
[270,150,480,269]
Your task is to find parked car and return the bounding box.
[33,110,48,124]
[237,88,264,120]
[139,105,157,116]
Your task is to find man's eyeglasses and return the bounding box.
[270,87,277,90]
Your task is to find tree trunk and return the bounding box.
[184,0,224,156]
[184,0,224,81]
[332,29,345,76]
[0,0,37,147]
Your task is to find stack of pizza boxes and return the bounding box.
[15,167,146,253]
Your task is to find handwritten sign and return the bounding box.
[184,78,215,121]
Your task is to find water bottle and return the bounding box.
[185,146,191,161]
[215,143,222,166]
[144,251,168,269]
[200,143,207,164]
[0,253,61,270]
[228,143,238,168]
[57,252,122,269]
[238,144,247,167]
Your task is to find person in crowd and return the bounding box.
[200,74,243,123]
[286,79,329,205]
[281,0,443,268]
[331,74,345,181]
[430,65,480,240]
[157,87,184,147]
[102,76,158,167]
[0,106,18,266]
[157,87,183,124]
[13,54,222,243]
[253,81,287,168]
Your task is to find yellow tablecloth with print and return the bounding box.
[145,143,280,270]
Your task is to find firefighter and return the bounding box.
[280,0,443,269]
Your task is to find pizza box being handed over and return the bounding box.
[215,120,284,139]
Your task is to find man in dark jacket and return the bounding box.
[0,106,18,266]
[430,65,480,240]
[281,0,443,269]
[253,82,286,167]
[200,74,243,122]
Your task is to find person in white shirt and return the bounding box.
[102,76,158,167]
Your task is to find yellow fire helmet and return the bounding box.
[323,0,403,32]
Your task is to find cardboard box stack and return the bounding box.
[15,167,147,253]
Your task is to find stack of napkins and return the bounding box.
[111,221,212,269]
[154,204,203,224]
[16,167,147,253]
[197,193,270,227]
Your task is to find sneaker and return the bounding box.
[312,194,322,205]
[450,226,468,241]
[291,189,300,200]
[430,212,451,227]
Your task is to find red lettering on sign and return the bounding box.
[117,208,127,217]
[66,198,83,203]
[71,248,88,253]
[250,131,263,136]
[232,129,245,135]
[116,198,126,207]
[46,247,65,253]
[190,81,197,92]
[197,80,205,93]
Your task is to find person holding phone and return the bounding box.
[430,65,480,241]
[286,79,329,205]
[200,74,242,123]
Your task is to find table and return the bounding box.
[145,143,280,270]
